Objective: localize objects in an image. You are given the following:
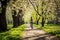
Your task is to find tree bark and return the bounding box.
[18,10,24,26]
[41,17,45,27]
[12,10,18,27]
[36,17,40,25]
[0,12,7,31]
[0,0,9,31]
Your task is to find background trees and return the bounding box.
[6,0,25,27]
[28,0,57,27]
[0,0,60,40]
[0,0,60,31]
[54,0,60,24]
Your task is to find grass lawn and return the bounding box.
[7,24,13,29]
[33,24,60,37]
[0,24,26,40]
[43,24,60,37]
[33,24,41,29]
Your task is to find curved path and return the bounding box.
[22,24,59,40]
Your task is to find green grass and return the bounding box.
[33,24,41,29]
[0,24,26,40]
[33,24,60,37]
[7,24,13,29]
[43,24,60,37]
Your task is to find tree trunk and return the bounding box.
[36,21,39,25]
[41,2,45,27]
[18,15,23,26]
[0,13,7,31]
[36,17,40,25]
[18,10,24,26]
[12,10,18,27]
[12,15,18,27]
[0,0,8,31]
[41,17,45,27]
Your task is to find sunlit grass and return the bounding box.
[33,24,41,29]
[0,24,26,40]
[33,24,60,37]
[7,24,13,29]
[43,24,60,37]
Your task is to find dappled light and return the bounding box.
[0,0,60,40]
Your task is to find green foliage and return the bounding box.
[33,24,41,29]
[0,24,26,40]
[43,24,60,37]
[7,24,13,29]
[6,0,58,24]
[56,34,60,37]
[34,24,60,37]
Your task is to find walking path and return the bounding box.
[22,24,59,40]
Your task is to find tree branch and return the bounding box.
[28,0,41,16]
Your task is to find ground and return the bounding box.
[22,24,59,40]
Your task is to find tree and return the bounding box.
[0,0,10,31]
[36,16,40,25]
[28,0,47,27]
[54,0,60,24]
[8,0,25,27]
[28,0,56,27]
[18,9,24,26]
[12,7,18,27]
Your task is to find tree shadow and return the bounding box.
[34,35,60,40]
[23,34,49,40]
[23,34,60,40]
[34,37,45,40]
[25,29,40,31]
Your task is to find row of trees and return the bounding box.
[12,8,24,27]
[0,0,60,31]
[28,0,60,27]
[0,0,24,31]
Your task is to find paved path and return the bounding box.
[22,24,59,40]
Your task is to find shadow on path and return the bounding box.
[22,24,60,40]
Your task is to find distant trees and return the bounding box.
[54,0,60,24]
[18,9,24,26]
[28,0,46,27]
[7,0,25,27]
[12,8,24,27]
[36,16,40,25]
[28,0,57,27]
[0,0,25,30]
[0,0,60,31]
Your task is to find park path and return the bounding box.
[22,24,59,40]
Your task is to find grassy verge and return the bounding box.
[42,24,60,37]
[7,24,13,29]
[33,24,41,29]
[0,24,26,40]
[33,24,60,37]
